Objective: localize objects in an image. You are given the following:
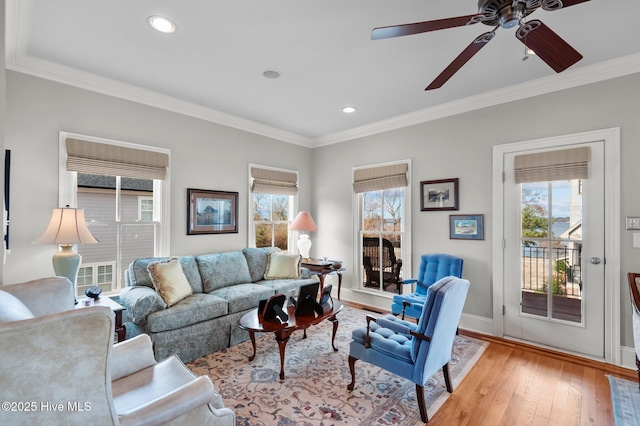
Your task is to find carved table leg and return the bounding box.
[247,330,257,361]
[275,330,293,380]
[330,315,339,351]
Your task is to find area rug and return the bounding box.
[188,307,488,425]
[607,375,640,426]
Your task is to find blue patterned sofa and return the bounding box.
[119,248,317,362]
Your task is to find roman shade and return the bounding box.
[66,138,169,180]
[353,163,408,193]
[250,167,298,195]
[514,147,591,184]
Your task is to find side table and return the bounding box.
[301,259,346,300]
[76,296,126,343]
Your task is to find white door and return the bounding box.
[502,141,605,358]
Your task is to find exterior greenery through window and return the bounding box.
[361,187,405,293]
[253,193,291,250]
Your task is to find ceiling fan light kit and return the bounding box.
[372,0,590,90]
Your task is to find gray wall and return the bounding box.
[4,66,640,351]
[4,71,313,284]
[312,72,640,349]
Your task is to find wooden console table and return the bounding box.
[301,259,346,300]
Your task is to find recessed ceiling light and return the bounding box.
[148,16,176,33]
[263,70,281,79]
[342,106,357,113]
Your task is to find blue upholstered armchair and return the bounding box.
[391,253,463,320]
[347,276,470,423]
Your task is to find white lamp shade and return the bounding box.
[34,207,99,245]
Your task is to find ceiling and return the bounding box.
[7,0,640,147]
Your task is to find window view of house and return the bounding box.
[360,187,404,294]
[520,179,582,322]
[76,173,157,297]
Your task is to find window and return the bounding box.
[59,132,170,297]
[139,196,154,222]
[354,161,411,295]
[77,262,116,296]
[249,165,298,251]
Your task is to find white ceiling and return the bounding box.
[7,0,640,147]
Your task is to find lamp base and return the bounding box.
[52,244,81,304]
[297,234,312,260]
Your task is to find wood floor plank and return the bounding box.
[427,332,634,426]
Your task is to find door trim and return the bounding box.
[492,128,620,364]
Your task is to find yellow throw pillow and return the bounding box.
[147,258,193,307]
[264,252,302,280]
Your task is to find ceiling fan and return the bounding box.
[372,0,590,90]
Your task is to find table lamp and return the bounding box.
[290,211,318,260]
[34,206,99,303]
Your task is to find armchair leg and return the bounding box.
[443,363,453,393]
[347,356,357,391]
[415,384,429,423]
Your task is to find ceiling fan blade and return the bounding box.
[425,31,495,91]
[550,0,591,8]
[372,14,480,40]
[516,20,582,73]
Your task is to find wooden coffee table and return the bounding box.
[238,300,343,379]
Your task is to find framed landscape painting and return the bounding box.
[187,189,238,235]
[420,178,459,211]
[449,214,484,240]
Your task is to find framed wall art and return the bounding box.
[420,178,459,211]
[449,214,484,240]
[187,188,238,235]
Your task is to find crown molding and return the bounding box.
[5,0,312,147]
[313,52,640,147]
[7,0,640,149]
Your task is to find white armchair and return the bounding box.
[0,277,235,425]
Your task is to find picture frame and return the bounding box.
[420,178,459,211]
[187,188,238,235]
[449,214,484,240]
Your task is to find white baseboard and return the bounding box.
[459,312,494,336]
[459,312,638,371]
[620,346,638,371]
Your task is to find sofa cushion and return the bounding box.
[0,290,35,322]
[242,247,277,282]
[126,256,204,294]
[196,251,252,292]
[264,252,302,280]
[147,258,193,307]
[146,293,228,333]
[208,283,274,314]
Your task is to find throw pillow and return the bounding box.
[264,252,302,280]
[147,258,193,307]
[0,290,35,322]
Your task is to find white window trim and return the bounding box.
[352,159,412,297]
[58,131,171,256]
[492,128,620,365]
[247,164,299,252]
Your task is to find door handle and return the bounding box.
[590,257,601,265]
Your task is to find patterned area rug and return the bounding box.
[188,306,487,425]
[607,375,640,426]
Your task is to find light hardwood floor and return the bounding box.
[429,330,638,426]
